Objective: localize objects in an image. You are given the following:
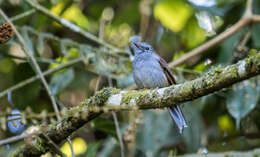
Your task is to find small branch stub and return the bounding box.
[0,23,14,44]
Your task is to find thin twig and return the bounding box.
[0,9,61,120]
[169,18,251,67]
[24,0,120,51]
[0,132,39,146]
[237,30,252,52]
[112,112,125,157]
[244,0,253,17]
[9,9,35,22]
[98,10,125,156]
[20,26,124,56]
[4,53,59,64]
[0,111,57,121]
[108,78,125,157]
[139,0,153,40]
[0,9,35,23]
[94,75,126,157]
[252,15,260,22]
[0,57,83,98]
[41,134,67,157]
[67,136,75,157]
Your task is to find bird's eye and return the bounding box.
[145,47,149,50]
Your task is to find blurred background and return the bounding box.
[1,0,260,156]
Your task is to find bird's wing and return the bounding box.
[157,55,176,85]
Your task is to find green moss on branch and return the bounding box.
[13,53,260,157]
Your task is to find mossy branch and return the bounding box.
[12,53,260,157]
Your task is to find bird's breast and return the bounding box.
[132,55,168,88]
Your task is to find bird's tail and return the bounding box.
[168,106,188,134]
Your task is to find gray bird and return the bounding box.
[129,36,188,133]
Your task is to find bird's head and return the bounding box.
[129,35,154,56]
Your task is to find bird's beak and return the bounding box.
[129,41,140,56]
[129,36,141,49]
[133,42,140,49]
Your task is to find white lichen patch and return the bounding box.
[156,87,167,98]
[129,98,136,106]
[120,91,127,94]
[61,19,81,32]
[238,60,246,76]
[56,122,62,130]
[172,84,182,90]
[107,93,122,106]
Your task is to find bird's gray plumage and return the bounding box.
[130,36,188,133]
[132,52,169,88]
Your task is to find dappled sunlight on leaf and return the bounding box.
[59,137,87,157]
[51,1,64,15]
[51,2,89,29]
[62,4,89,29]
[194,62,208,72]
[195,11,216,36]
[0,58,14,73]
[105,23,133,48]
[154,0,193,32]
[218,115,235,133]
[181,17,206,48]
[49,57,68,69]
[173,51,185,61]
[68,48,80,59]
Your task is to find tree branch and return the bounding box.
[12,53,260,157]
[169,0,257,67]
[169,17,251,67]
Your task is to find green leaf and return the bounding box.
[36,34,44,55]
[13,63,42,110]
[51,2,89,29]
[50,68,74,95]
[14,81,41,110]
[116,73,135,88]
[91,117,116,137]
[217,31,243,63]
[154,0,193,32]
[85,142,101,157]
[21,29,34,55]
[227,79,259,128]
[0,58,15,73]
[182,103,204,152]
[181,17,206,48]
[136,110,180,156]
[98,137,117,157]
[252,24,260,48]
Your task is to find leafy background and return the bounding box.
[1,0,260,156]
